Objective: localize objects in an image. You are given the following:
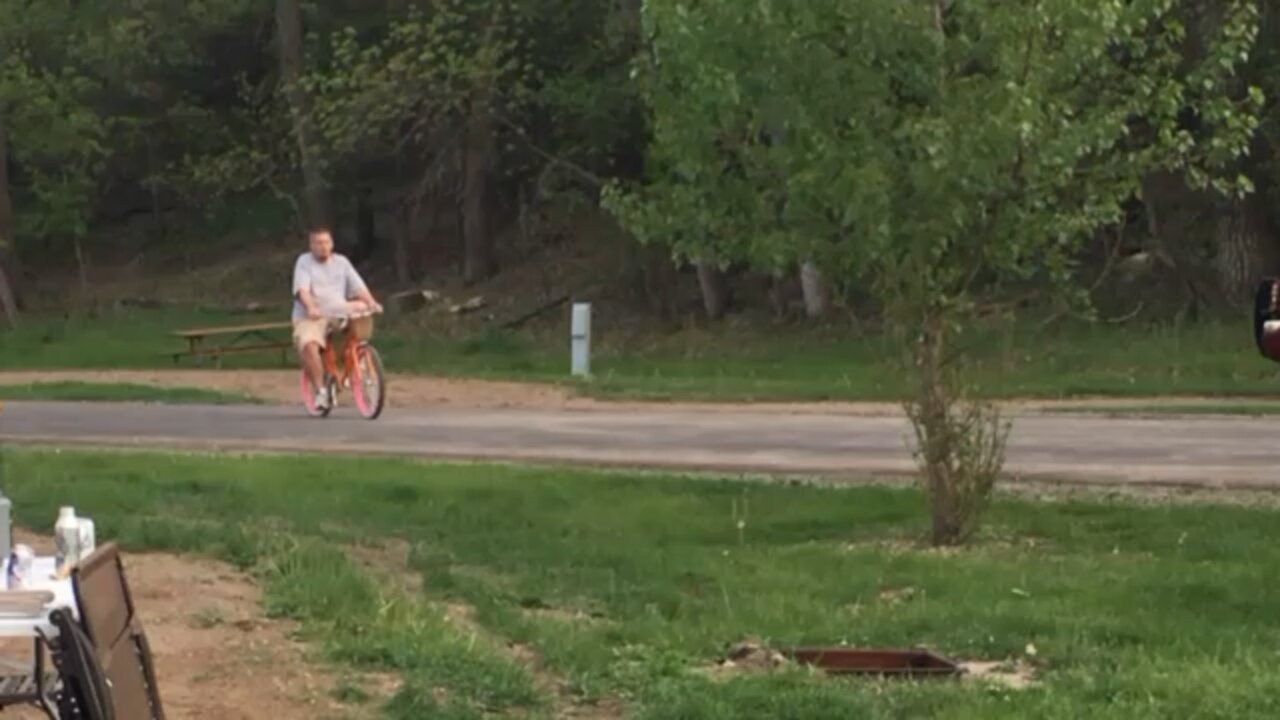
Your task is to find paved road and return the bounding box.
[1,401,1277,487]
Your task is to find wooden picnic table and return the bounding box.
[171,320,293,367]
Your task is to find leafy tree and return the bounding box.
[298,1,532,277]
[607,0,1263,544]
[0,3,105,302]
[1,0,263,303]
[0,107,15,326]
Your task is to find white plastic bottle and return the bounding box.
[0,492,12,563]
[55,507,81,573]
[77,518,96,558]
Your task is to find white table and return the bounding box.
[0,557,78,638]
[0,556,79,719]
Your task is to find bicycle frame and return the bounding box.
[320,320,364,389]
[302,309,385,419]
[322,322,363,386]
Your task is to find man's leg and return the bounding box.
[301,342,325,388]
[294,321,330,407]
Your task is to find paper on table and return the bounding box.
[0,590,55,618]
[0,556,77,638]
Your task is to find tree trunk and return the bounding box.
[145,134,167,243]
[275,0,329,228]
[0,267,16,329]
[695,262,728,320]
[1214,195,1272,309]
[1140,172,1213,318]
[914,318,958,545]
[768,271,789,319]
[392,202,413,286]
[0,109,19,326]
[799,260,830,318]
[462,95,496,284]
[625,242,678,320]
[1180,2,1277,310]
[906,312,1007,547]
[349,187,376,264]
[618,0,644,53]
[73,236,91,306]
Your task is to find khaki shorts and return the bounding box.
[292,319,328,353]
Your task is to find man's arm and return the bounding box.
[298,288,324,320]
[355,288,381,311]
[344,258,382,312]
[293,258,323,320]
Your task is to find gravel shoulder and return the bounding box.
[1,369,1270,416]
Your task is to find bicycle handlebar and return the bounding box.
[323,307,384,322]
[321,308,383,335]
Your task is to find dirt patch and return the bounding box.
[501,637,624,720]
[876,586,920,605]
[959,660,1039,690]
[697,641,792,681]
[342,541,624,719]
[4,369,1264,416]
[841,535,1049,557]
[520,606,605,625]
[0,370,572,410]
[842,539,965,557]
[698,640,1039,691]
[344,538,422,598]
[3,531,388,720]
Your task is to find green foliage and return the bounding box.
[0,3,104,244]
[176,84,295,221]
[1254,5,1280,209]
[307,0,534,161]
[608,0,1264,324]
[606,0,1265,545]
[0,0,1273,334]
[1,0,265,251]
[176,0,640,229]
[524,0,648,184]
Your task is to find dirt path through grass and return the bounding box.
[1,369,1275,415]
[2,530,388,720]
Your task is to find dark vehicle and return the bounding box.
[1254,278,1280,361]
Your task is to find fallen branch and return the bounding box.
[450,296,487,315]
[502,293,571,329]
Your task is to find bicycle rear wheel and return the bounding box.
[351,343,386,419]
[301,371,336,418]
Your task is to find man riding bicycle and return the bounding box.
[292,227,382,411]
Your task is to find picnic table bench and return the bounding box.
[171,320,293,367]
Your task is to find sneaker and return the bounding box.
[314,387,331,410]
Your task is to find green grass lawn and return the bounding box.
[0,381,259,404]
[4,448,1280,718]
[1,305,1279,402]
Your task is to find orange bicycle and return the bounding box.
[301,309,386,419]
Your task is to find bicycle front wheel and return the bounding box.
[351,343,386,419]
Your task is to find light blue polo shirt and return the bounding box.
[291,252,368,321]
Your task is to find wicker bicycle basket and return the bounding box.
[350,315,376,340]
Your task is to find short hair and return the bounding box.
[308,226,332,238]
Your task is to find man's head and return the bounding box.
[308,227,334,261]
